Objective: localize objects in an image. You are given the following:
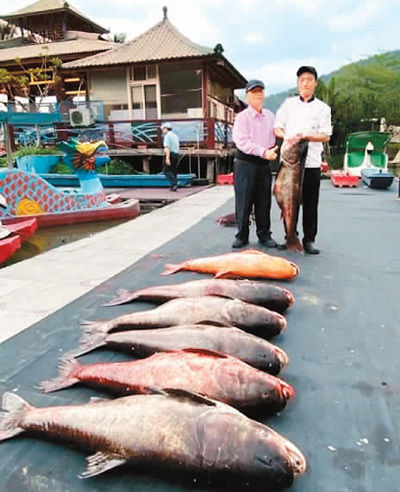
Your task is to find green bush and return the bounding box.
[49,161,73,174]
[0,157,8,168]
[16,145,61,157]
[97,158,132,175]
[328,152,345,170]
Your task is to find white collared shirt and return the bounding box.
[274,96,332,168]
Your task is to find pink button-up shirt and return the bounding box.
[232,105,276,158]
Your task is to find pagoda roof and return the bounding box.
[1,0,108,34]
[0,35,114,64]
[62,8,246,87]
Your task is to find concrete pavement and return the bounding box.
[0,185,234,343]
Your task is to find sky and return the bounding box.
[1,0,400,95]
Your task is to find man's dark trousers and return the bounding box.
[163,151,179,188]
[234,158,272,242]
[302,167,321,243]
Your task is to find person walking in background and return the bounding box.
[274,66,332,254]
[231,79,278,249]
[162,123,180,191]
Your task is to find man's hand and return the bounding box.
[263,145,279,160]
[165,159,171,166]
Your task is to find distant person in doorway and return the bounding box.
[274,66,332,254]
[162,123,180,191]
[231,79,278,249]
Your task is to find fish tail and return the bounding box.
[81,320,109,336]
[0,392,32,441]
[102,289,137,307]
[39,357,81,393]
[286,237,304,254]
[71,331,108,357]
[161,263,183,276]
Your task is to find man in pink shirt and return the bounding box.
[232,79,278,249]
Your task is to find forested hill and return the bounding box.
[265,49,400,113]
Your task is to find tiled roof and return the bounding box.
[0,38,114,64]
[63,17,215,69]
[1,0,108,34]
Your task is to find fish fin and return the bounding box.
[39,357,81,393]
[195,320,227,327]
[102,289,137,307]
[238,249,266,255]
[79,451,127,479]
[0,392,32,441]
[181,348,228,358]
[214,270,235,279]
[286,238,304,254]
[161,263,182,276]
[162,388,217,407]
[70,330,108,357]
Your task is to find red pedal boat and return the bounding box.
[0,235,21,263]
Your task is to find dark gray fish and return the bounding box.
[83,296,287,339]
[103,278,294,312]
[71,324,289,375]
[0,390,306,489]
[273,138,308,253]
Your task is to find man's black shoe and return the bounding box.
[232,238,249,249]
[277,243,287,251]
[172,185,178,191]
[303,242,320,255]
[259,237,277,248]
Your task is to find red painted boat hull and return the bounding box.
[2,218,38,241]
[0,235,21,263]
[1,199,140,228]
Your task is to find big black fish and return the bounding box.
[273,138,308,252]
[71,324,289,375]
[83,296,287,339]
[103,278,294,312]
[0,390,306,489]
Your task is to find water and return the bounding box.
[2,219,128,267]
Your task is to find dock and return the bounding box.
[0,179,399,492]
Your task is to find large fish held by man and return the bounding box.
[162,249,299,280]
[0,390,306,489]
[273,137,308,253]
[104,278,294,312]
[71,324,289,375]
[40,349,295,413]
[82,296,287,339]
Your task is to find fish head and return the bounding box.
[281,138,308,166]
[254,345,290,373]
[226,300,287,337]
[198,410,302,487]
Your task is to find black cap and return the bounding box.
[296,66,318,79]
[245,79,265,92]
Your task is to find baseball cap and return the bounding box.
[296,66,318,79]
[162,123,172,130]
[245,79,265,92]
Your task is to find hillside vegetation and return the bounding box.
[265,50,400,150]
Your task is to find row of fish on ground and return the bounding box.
[0,249,307,490]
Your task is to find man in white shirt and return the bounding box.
[274,66,332,254]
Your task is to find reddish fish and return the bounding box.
[0,390,306,488]
[83,296,287,339]
[162,249,299,280]
[273,138,308,253]
[40,349,295,413]
[71,324,289,375]
[103,278,294,311]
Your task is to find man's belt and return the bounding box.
[235,149,266,165]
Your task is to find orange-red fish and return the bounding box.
[162,249,299,280]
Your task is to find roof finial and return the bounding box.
[163,6,168,20]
